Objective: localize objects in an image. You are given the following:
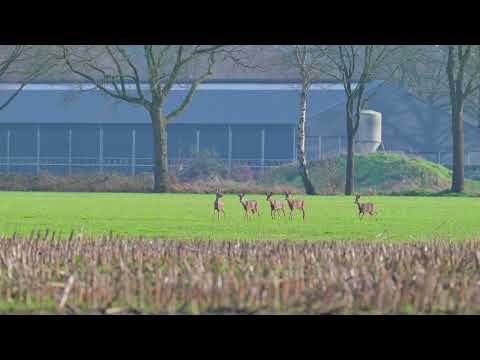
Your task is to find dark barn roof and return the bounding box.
[0,82,362,126]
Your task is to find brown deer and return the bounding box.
[284,192,306,220]
[354,194,376,219]
[238,193,260,219]
[266,192,286,219]
[213,190,225,220]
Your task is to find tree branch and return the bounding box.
[61,46,146,106]
[165,53,215,122]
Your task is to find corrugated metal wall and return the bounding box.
[0,123,295,175]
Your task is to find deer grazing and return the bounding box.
[213,190,225,220]
[284,191,306,220]
[266,192,286,219]
[354,194,376,219]
[238,193,260,219]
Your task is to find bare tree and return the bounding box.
[391,46,450,151]
[321,45,400,195]
[0,45,57,111]
[274,45,326,195]
[60,45,245,192]
[392,45,480,193]
[443,45,480,193]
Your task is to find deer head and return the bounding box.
[354,194,361,203]
[238,193,245,202]
[284,191,291,200]
[266,192,273,200]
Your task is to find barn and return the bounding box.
[0,79,479,175]
[0,80,349,175]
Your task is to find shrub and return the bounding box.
[178,150,228,181]
[230,164,255,182]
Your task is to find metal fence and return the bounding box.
[306,135,480,168]
[0,156,296,176]
[1,135,480,175]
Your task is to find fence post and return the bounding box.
[6,129,10,174]
[131,129,136,176]
[196,129,200,154]
[227,125,232,174]
[99,126,104,173]
[318,136,322,160]
[467,151,471,166]
[261,128,265,175]
[36,127,40,175]
[68,129,72,175]
[292,126,296,161]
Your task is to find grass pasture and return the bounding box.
[0,191,479,241]
[0,191,479,314]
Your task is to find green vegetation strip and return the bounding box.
[262,152,480,194]
[0,191,480,241]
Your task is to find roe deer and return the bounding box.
[213,190,225,220]
[354,194,376,219]
[266,192,286,219]
[284,192,306,220]
[238,193,260,218]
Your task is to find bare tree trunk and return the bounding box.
[451,99,465,193]
[345,132,355,195]
[297,83,316,195]
[150,107,169,193]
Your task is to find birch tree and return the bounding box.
[60,45,243,192]
[275,45,326,195]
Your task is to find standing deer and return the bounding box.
[284,192,306,220]
[213,190,225,220]
[354,194,376,219]
[266,192,286,219]
[238,193,260,219]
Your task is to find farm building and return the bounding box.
[0,79,479,175]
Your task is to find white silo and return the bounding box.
[355,110,382,154]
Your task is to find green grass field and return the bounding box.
[0,191,479,241]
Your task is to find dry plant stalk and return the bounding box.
[0,234,479,314]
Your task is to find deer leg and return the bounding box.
[221,209,226,218]
[281,208,286,217]
[271,209,275,220]
[302,208,305,221]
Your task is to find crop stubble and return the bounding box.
[0,233,479,314]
